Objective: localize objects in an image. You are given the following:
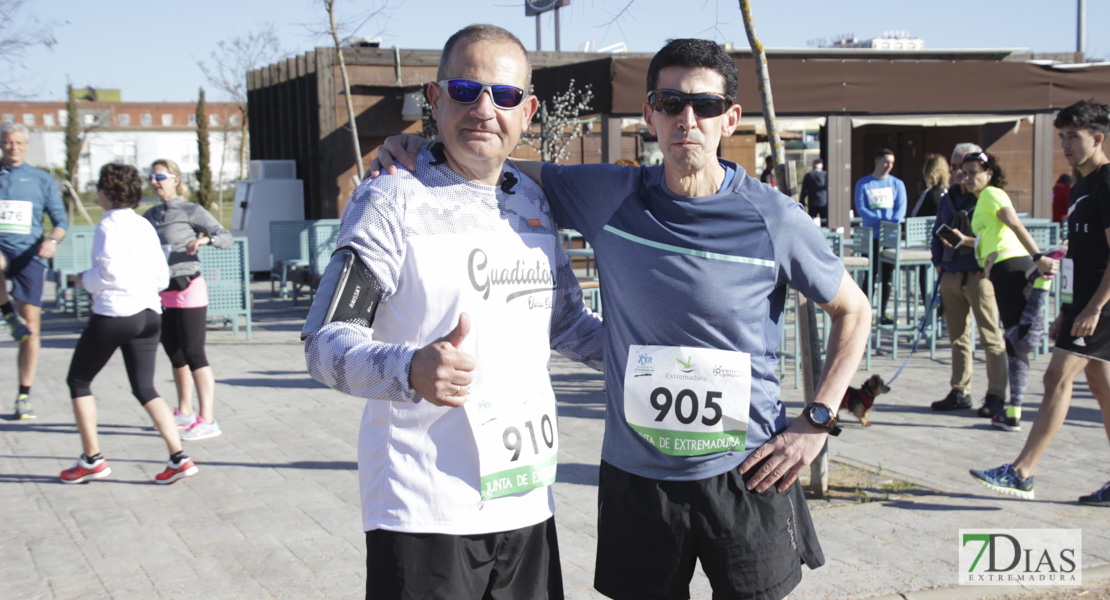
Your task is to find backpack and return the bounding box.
[942,190,976,263]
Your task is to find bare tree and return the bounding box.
[519,80,595,163]
[197,26,284,180]
[0,0,55,98]
[319,0,396,183]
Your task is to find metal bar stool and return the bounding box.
[876,221,937,360]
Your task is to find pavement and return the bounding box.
[2,281,1108,600]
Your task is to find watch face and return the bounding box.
[810,404,831,424]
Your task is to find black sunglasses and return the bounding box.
[438,79,526,109]
[648,89,733,118]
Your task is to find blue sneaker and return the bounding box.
[970,464,1034,500]
[1079,481,1110,506]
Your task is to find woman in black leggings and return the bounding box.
[946,152,1060,432]
[60,164,198,485]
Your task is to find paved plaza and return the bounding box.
[2,281,1108,599]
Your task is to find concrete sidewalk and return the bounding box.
[1,282,1107,599]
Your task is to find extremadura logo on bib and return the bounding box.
[623,345,751,456]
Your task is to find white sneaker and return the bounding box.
[181,417,221,441]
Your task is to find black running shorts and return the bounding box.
[1055,305,1110,363]
[594,460,824,600]
[364,517,563,599]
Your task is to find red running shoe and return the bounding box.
[155,456,198,485]
[60,455,111,484]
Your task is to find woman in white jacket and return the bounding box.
[59,164,198,485]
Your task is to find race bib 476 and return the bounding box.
[0,200,33,235]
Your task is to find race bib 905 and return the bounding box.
[623,345,751,456]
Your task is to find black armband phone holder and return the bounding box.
[300,247,383,341]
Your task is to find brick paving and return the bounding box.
[1,282,1107,599]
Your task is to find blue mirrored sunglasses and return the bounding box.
[150,173,176,182]
[438,79,526,109]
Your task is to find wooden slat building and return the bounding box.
[248,46,1110,229]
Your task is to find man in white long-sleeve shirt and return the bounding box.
[301,24,602,599]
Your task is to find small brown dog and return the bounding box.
[838,374,890,427]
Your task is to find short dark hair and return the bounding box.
[962,151,1007,189]
[646,39,739,100]
[97,163,143,209]
[1054,99,1110,136]
[874,148,894,160]
[438,24,531,90]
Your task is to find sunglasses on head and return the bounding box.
[438,79,526,109]
[150,173,176,182]
[648,89,733,118]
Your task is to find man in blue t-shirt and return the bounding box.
[0,122,68,420]
[372,39,871,600]
[855,148,907,322]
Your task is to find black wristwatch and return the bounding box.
[803,403,842,436]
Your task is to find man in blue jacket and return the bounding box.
[0,122,68,419]
[800,158,828,222]
[855,148,906,323]
[929,143,1008,415]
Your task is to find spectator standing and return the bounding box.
[912,154,947,218]
[800,158,828,222]
[760,154,777,188]
[943,152,1058,432]
[855,148,907,324]
[930,143,1009,415]
[1052,173,1074,224]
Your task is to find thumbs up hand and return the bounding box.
[409,313,476,407]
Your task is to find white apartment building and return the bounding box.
[1,100,244,190]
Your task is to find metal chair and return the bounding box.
[269,220,311,299]
[844,227,872,370]
[905,216,937,247]
[876,221,936,360]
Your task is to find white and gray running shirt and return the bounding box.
[305,145,603,535]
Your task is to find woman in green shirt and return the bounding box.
[947,152,1059,432]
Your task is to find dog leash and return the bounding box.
[886,272,943,385]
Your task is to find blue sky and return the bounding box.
[12,0,1110,102]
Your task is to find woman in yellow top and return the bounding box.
[948,152,1060,432]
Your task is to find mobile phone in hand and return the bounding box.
[936,223,964,246]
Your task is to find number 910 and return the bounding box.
[503,414,555,461]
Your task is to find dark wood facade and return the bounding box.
[249,47,1110,225]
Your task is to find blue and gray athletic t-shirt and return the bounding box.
[542,159,844,481]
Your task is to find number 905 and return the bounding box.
[650,388,723,426]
